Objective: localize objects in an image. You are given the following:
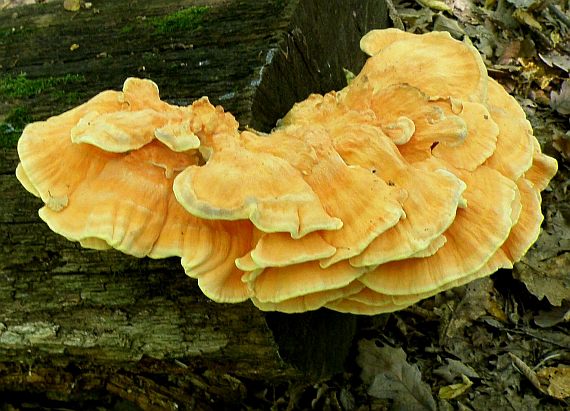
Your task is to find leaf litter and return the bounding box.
[351,2,569,409]
[357,339,437,411]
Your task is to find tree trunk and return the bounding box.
[0,0,388,408]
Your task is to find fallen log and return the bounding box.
[0,0,388,407]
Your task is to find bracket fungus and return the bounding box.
[16,29,558,315]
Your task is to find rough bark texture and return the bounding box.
[0,0,388,407]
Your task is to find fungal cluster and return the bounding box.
[16,29,558,314]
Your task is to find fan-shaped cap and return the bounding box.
[235,231,336,272]
[251,281,365,313]
[70,78,201,153]
[35,141,199,256]
[16,78,254,302]
[173,143,343,238]
[346,182,525,315]
[342,84,468,152]
[329,126,466,266]
[359,28,417,56]
[17,90,126,217]
[327,178,525,315]
[524,139,558,191]
[359,164,517,295]
[325,286,423,315]
[175,125,406,267]
[15,163,40,197]
[349,29,488,103]
[247,260,366,303]
[489,177,542,265]
[483,79,534,179]
[429,101,498,170]
[245,126,408,266]
[149,195,254,303]
[456,179,541,286]
[278,96,466,267]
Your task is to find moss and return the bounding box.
[51,90,84,106]
[0,74,87,147]
[0,107,33,148]
[271,0,288,11]
[150,6,209,34]
[120,24,136,35]
[119,6,209,37]
[0,73,85,99]
[0,26,32,39]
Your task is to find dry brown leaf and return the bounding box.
[505,0,541,8]
[416,0,452,12]
[438,374,473,399]
[434,358,480,383]
[551,80,570,115]
[534,304,570,328]
[357,340,437,411]
[540,52,570,72]
[63,0,80,12]
[515,254,570,306]
[513,9,543,30]
[553,131,570,160]
[536,366,570,399]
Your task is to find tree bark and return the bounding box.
[0,0,388,407]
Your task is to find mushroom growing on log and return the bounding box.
[16,29,558,315]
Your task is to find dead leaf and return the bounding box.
[416,0,452,12]
[551,80,570,115]
[438,278,503,342]
[438,374,473,399]
[505,0,541,8]
[536,366,570,399]
[385,0,405,30]
[396,7,436,33]
[514,172,570,306]
[471,390,542,411]
[513,9,543,30]
[491,0,521,30]
[433,14,465,39]
[497,40,522,65]
[63,0,80,12]
[534,303,570,328]
[515,209,570,306]
[463,24,497,61]
[434,358,480,383]
[553,131,570,160]
[540,51,570,72]
[518,58,556,88]
[357,340,437,411]
[515,254,570,306]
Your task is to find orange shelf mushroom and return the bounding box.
[16,78,254,303]
[16,29,558,315]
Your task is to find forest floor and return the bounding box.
[1,0,569,410]
[291,1,570,410]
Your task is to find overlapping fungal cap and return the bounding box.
[16,29,558,315]
[323,29,557,314]
[16,78,253,303]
